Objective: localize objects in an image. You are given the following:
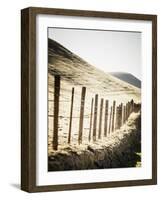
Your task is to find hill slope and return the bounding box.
[48,38,140,100]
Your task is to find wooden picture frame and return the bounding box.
[21,7,157,192]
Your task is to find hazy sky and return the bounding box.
[48,28,141,80]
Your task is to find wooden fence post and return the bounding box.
[128,102,130,117]
[108,106,113,134]
[115,106,119,130]
[104,100,109,137]
[120,103,123,126]
[129,101,131,114]
[111,100,116,132]
[93,94,98,142]
[127,102,129,119]
[128,101,130,117]
[123,105,126,124]
[68,87,74,144]
[78,87,86,144]
[131,99,134,113]
[115,106,118,130]
[126,103,128,121]
[88,98,94,142]
[118,104,122,129]
[98,98,104,139]
[53,75,60,150]
[117,105,120,129]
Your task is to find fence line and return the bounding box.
[51,76,140,150]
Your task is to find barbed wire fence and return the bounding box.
[51,75,141,150]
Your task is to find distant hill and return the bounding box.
[110,72,141,88]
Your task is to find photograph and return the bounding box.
[48,28,142,171]
[21,7,157,192]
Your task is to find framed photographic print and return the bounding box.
[21,7,157,192]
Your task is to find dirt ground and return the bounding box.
[48,112,141,171]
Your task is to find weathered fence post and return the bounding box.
[104,100,109,137]
[116,104,121,129]
[131,99,134,113]
[98,98,104,139]
[88,98,94,142]
[68,87,74,144]
[108,106,113,134]
[117,105,121,129]
[120,103,123,126]
[129,101,131,114]
[115,106,119,130]
[78,87,86,144]
[128,101,130,117]
[111,100,116,132]
[123,105,126,124]
[126,102,129,118]
[53,75,60,150]
[126,103,128,121]
[93,94,98,142]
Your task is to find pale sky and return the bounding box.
[48,28,141,80]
